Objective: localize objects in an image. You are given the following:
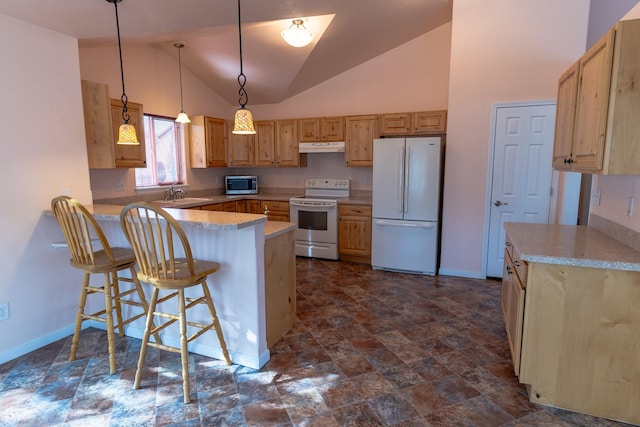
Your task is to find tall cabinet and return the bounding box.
[81,80,146,169]
[552,18,640,174]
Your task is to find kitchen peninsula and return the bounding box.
[503,221,640,425]
[45,204,296,370]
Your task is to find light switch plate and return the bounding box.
[594,189,601,206]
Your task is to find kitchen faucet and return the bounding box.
[164,184,185,201]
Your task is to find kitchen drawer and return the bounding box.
[200,203,223,211]
[512,247,528,288]
[339,204,372,216]
[261,200,289,212]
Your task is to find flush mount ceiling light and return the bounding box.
[107,0,139,145]
[281,19,313,48]
[173,42,190,124]
[232,0,256,135]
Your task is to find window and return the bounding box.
[135,114,184,187]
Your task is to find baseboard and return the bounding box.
[0,323,80,365]
[437,268,485,279]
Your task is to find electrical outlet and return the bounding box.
[60,188,70,196]
[628,197,635,217]
[0,303,9,321]
[115,180,125,192]
[593,189,601,206]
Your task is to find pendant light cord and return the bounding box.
[177,45,185,111]
[113,0,130,124]
[237,0,248,109]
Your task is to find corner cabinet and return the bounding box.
[552,18,640,174]
[345,115,379,167]
[190,115,227,168]
[338,204,372,263]
[81,80,146,169]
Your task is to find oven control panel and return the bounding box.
[305,178,350,190]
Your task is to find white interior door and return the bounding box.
[486,103,556,277]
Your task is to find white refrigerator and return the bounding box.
[371,137,443,275]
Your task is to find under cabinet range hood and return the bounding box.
[299,141,345,153]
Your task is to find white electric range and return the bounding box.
[289,178,350,260]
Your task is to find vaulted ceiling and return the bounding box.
[0,0,452,105]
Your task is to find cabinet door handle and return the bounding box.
[513,260,520,267]
[564,158,574,164]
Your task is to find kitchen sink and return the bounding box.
[150,197,213,208]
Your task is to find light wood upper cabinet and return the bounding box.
[229,132,255,167]
[276,119,306,167]
[81,80,146,169]
[379,111,447,136]
[553,19,640,174]
[229,120,276,167]
[412,110,447,134]
[345,115,379,167]
[298,116,345,142]
[255,121,276,166]
[379,113,411,135]
[552,62,579,170]
[190,115,227,168]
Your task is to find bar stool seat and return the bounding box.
[120,202,231,404]
[51,196,160,374]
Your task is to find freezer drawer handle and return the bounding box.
[374,219,434,228]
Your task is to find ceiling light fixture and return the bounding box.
[232,0,256,135]
[173,42,190,124]
[107,0,139,145]
[281,19,313,48]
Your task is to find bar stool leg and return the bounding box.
[111,272,125,338]
[201,282,231,365]
[129,266,163,345]
[103,273,117,374]
[178,289,191,404]
[134,287,158,391]
[70,272,90,362]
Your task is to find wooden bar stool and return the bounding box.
[120,202,231,404]
[51,196,160,374]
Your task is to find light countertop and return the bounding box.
[504,222,640,272]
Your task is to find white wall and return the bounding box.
[438,0,590,278]
[0,14,94,361]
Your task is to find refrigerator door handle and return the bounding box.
[397,145,405,213]
[404,145,410,213]
[374,219,435,229]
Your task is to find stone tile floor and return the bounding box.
[0,258,633,426]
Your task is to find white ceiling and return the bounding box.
[0,0,452,105]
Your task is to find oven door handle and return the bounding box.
[290,200,336,208]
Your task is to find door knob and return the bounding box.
[494,200,508,207]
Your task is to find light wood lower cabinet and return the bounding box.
[338,204,372,264]
[261,200,290,221]
[504,231,640,425]
[264,229,296,347]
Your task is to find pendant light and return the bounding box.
[174,43,191,124]
[281,19,313,48]
[107,0,139,145]
[232,0,256,135]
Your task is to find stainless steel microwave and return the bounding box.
[225,175,258,195]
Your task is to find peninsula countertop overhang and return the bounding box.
[504,222,640,271]
[44,204,296,238]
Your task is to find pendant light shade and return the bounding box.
[107,0,139,145]
[232,0,256,135]
[281,19,313,48]
[174,42,191,124]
